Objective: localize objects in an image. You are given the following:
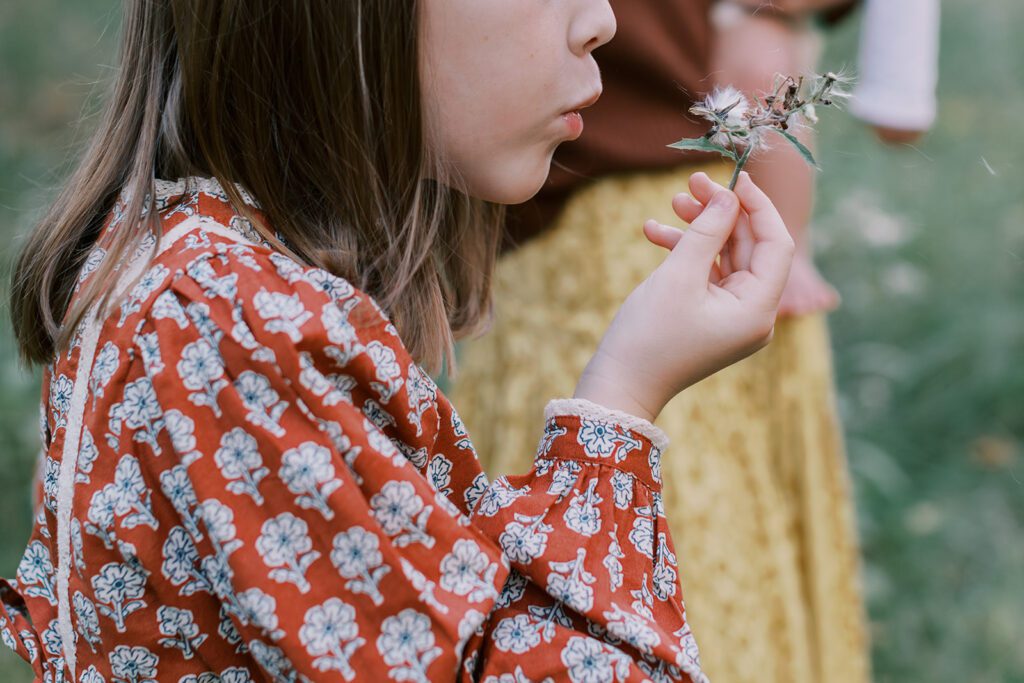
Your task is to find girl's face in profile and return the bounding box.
[420,0,616,205]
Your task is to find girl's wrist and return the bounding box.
[574,353,663,424]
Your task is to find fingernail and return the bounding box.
[709,191,735,209]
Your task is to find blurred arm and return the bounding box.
[850,0,941,135]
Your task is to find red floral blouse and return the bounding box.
[1,178,707,683]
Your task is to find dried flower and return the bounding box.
[670,70,855,189]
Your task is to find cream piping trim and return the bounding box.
[55,215,251,677]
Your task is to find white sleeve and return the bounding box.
[850,0,941,131]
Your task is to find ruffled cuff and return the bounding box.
[538,398,668,491]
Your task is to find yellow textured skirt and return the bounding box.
[451,162,871,683]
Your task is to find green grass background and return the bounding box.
[1,1,1021,681]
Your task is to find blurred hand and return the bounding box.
[574,172,795,422]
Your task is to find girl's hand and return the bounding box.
[574,172,795,422]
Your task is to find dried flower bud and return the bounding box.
[671,70,855,189]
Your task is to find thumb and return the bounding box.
[667,188,739,283]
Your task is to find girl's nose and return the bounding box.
[571,0,617,57]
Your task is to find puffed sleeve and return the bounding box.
[138,235,705,682]
[467,402,707,683]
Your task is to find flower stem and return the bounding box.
[728,145,754,190]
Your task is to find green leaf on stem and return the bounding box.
[774,129,820,169]
[667,136,739,161]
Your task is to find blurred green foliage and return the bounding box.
[0,1,1020,682]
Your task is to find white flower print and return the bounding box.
[256,512,320,593]
[498,513,553,565]
[321,298,364,365]
[92,561,147,632]
[90,341,121,407]
[79,665,105,683]
[160,526,210,597]
[73,590,102,652]
[370,481,434,548]
[547,549,598,614]
[398,558,448,614]
[236,588,285,641]
[560,636,630,683]
[41,620,63,657]
[299,598,365,679]
[652,533,678,601]
[151,290,190,329]
[118,263,170,326]
[628,507,655,560]
[366,341,403,404]
[76,427,100,485]
[405,364,437,436]
[547,460,581,497]
[564,481,603,536]
[495,570,528,610]
[196,499,243,558]
[78,246,107,284]
[159,466,201,538]
[16,540,56,605]
[254,289,312,342]
[177,338,228,417]
[361,402,400,443]
[304,266,355,301]
[41,455,59,514]
[474,477,531,518]
[49,373,73,429]
[630,576,654,620]
[464,472,489,515]
[674,624,708,683]
[184,300,223,344]
[112,377,164,455]
[648,447,663,486]
[602,604,660,656]
[86,487,119,549]
[214,427,268,504]
[162,409,202,465]
[577,420,642,463]
[610,471,633,510]
[492,614,541,654]
[218,603,245,653]
[297,352,351,407]
[279,442,342,519]
[330,526,390,605]
[538,421,568,458]
[426,455,453,497]
[604,530,625,593]
[248,640,299,682]
[267,252,304,283]
[156,605,206,659]
[104,454,158,530]
[376,609,443,683]
[439,539,499,604]
[108,644,159,683]
[233,370,288,437]
[136,331,164,376]
[189,258,239,300]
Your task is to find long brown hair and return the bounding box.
[10,0,502,374]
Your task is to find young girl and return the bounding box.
[1,2,793,681]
